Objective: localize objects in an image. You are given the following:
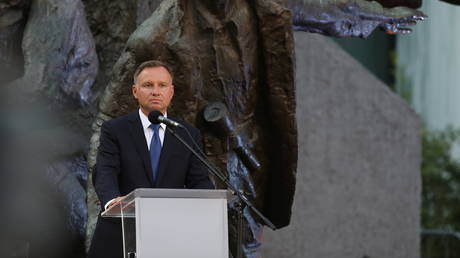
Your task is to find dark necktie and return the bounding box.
[149,124,162,182]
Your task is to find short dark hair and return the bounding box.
[133,60,174,84]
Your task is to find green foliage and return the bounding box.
[422,127,460,231]
[390,51,413,104]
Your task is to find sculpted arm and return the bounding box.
[287,0,426,37]
[185,127,215,190]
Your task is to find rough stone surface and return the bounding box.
[7,0,98,107]
[262,32,421,258]
[2,0,98,256]
[0,17,25,84]
[81,0,161,100]
[0,0,29,84]
[0,97,93,258]
[46,156,88,241]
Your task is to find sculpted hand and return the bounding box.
[288,0,426,37]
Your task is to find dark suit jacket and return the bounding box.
[89,111,214,258]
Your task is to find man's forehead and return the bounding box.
[138,66,172,82]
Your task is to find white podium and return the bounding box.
[102,188,230,258]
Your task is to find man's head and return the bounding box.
[132,60,174,115]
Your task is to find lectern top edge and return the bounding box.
[102,188,231,217]
[125,188,230,202]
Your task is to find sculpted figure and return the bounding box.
[90,0,296,256]
[89,0,460,256]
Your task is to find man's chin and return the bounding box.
[140,106,163,115]
[148,106,165,114]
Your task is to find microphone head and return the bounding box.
[148,110,162,124]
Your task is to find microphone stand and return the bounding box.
[166,127,277,257]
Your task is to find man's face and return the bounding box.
[132,66,174,115]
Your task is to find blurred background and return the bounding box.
[334,2,460,257]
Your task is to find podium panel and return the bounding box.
[103,188,229,258]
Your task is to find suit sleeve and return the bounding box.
[93,121,122,208]
[185,127,215,189]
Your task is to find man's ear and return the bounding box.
[132,85,138,99]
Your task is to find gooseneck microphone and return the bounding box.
[148,109,277,231]
[148,110,184,128]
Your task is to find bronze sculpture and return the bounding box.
[91,1,296,256]
[2,0,460,257]
[86,0,460,257]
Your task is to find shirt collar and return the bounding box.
[138,109,167,131]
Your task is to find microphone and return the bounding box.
[148,110,184,128]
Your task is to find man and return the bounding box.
[88,60,214,258]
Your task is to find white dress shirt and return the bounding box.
[138,108,166,149]
[104,109,167,210]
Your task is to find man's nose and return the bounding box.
[150,85,160,95]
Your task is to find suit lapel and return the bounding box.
[127,112,155,186]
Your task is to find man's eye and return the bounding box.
[143,84,153,88]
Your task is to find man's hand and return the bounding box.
[105,196,125,210]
